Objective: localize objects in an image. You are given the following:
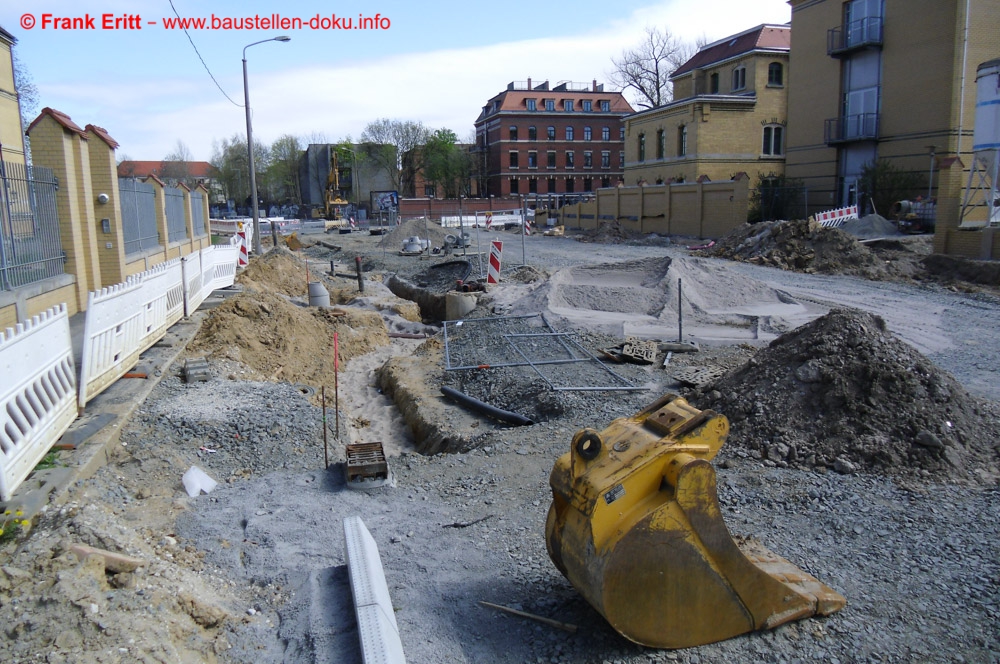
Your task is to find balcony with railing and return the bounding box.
[827,17,883,56]
[824,113,880,144]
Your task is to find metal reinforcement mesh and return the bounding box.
[443,313,643,392]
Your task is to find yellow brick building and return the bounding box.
[785,0,1000,256]
[0,25,25,165]
[623,25,790,187]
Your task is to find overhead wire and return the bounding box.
[167,0,243,107]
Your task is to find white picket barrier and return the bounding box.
[0,305,77,501]
[78,259,184,408]
[815,205,859,227]
[204,239,240,293]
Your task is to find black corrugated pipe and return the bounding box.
[440,386,534,426]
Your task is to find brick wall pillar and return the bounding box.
[26,109,100,309]
[84,124,126,285]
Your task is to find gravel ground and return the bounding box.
[2,226,997,663]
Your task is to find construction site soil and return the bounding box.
[1,220,998,664]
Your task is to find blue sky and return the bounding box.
[2,0,792,161]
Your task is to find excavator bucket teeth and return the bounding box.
[545,394,845,649]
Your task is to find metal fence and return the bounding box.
[119,178,159,255]
[0,162,65,291]
[753,185,810,222]
[190,191,206,237]
[164,186,188,243]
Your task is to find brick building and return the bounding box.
[623,24,791,188]
[474,80,634,197]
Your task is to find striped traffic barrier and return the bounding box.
[487,240,503,284]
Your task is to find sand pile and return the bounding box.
[699,309,999,481]
[236,246,314,296]
[840,213,901,239]
[705,219,887,278]
[189,290,389,395]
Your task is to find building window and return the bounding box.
[638,133,646,162]
[710,72,719,94]
[656,129,665,160]
[678,125,688,156]
[601,100,610,112]
[768,62,783,87]
[732,65,746,91]
[528,151,538,168]
[547,151,556,168]
[601,177,610,188]
[584,151,593,168]
[527,99,537,111]
[529,178,538,194]
[509,125,518,141]
[584,126,592,141]
[601,151,610,168]
[565,126,574,141]
[528,126,537,141]
[509,151,519,168]
[619,151,625,168]
[583,178,593,192]
[601,126,610,141]
[564,100,574,112]
[547,177,557,193]
[424,184,436,197]
[547,126,556,140]
[545,99,555,111]
[583,100,592,112]
[762,125,784,155]
[509,178,519,194]
[620,127,625,140]
[566,178,575,193]
[566,151,575,168]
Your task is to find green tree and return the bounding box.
[857,159,925,218]
[266,134,303,205]
[210,134,270,208]
[420,129,472,198]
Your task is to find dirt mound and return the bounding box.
[921,254,1000,287]
[840,213,901,239]
[575,220,650,244]
[698,309,999,481]
[189,291,389,395]
[376,217,452,250]
[705,219,887,278]
[236,246,312,296]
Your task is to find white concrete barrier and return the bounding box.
[78,258,184,408]
[343,516,406,664]
[0,305,77,501]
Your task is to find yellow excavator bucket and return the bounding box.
[545,394,846,649]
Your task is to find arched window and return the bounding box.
[732,65,746,91]
[528,126,537,141]
[509,125,518,141]
[762,124,784,156]
[565,126,574,141]
[678,125,688,156]
[768,62,784,87]
[710,73,719,94]
[583,126,592,141]
[638,133,646,162]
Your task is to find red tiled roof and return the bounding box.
[143,173,165,187]
[117,160,219,178]
[26,108,88,138]
[476,83,635,122]
[672,24,790,79]
[85,124,120,149]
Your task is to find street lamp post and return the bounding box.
[243,35,290,254]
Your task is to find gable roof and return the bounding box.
[671,24,790,79]
[85,124,120,149]
[26,108,88,139]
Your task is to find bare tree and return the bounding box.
[609,27,699,109]
[12,52,39,128]
[161,140,195,187]
[360,118,430,192]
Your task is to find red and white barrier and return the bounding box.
[815,205,859,227]
[487,240,503,284]
[485,212,493,230]
[237,224,249,266]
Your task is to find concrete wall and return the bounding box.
[539,178,750,239]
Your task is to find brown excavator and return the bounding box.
[546,394,846,649]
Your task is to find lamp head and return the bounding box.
[275,35,291,42]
